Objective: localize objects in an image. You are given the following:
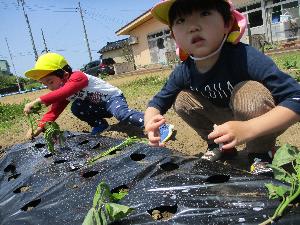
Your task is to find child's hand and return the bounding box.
[145,114,166,147]
[24,99,42,115]
[24,101,37,115]
[208,121,252,150]
[26,127,44,139]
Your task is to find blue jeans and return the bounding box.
[71,94,144,128]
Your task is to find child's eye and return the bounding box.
[200,10,211,17]
[174,17,185,25]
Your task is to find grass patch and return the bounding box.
[0,102,26,133]
[119,73,168,99]
[270,52,300,79]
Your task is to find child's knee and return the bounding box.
[173,90,201,114]
[231,81,275,119]
[71,101,81,117]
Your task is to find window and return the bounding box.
[237,7,246,12]
[248,10,263,27]
[247,2,261,11]
[282,1,298,9]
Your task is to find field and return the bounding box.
[1,67,300,167]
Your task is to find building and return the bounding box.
[115,0,299,70]
[98,38,136,74]
[0,59,11,75]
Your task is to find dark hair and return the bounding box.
[49,65,73,78]
[169,0,232,27]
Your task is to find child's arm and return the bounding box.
[208,106,300,149]
[144,107,166,146]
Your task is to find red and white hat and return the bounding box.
[151,0,247,60]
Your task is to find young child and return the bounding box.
[145,0,300,174]
[24,52,174,143]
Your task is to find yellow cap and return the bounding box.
[25,53,68,80]
[151,0,175,25]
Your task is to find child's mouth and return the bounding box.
[191,36,204,44]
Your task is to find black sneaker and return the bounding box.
[201,143,238,162]
[248,152,273,176]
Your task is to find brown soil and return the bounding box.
[1,73,300,169]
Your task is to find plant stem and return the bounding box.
[260,185,300,225]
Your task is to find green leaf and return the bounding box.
[268,164,293,183]
[265,183,289,199]
[272,144,298,167]
[82,208,101,225]
[111,191,128,201]
[105,203,134,221]
[100,210,107,225]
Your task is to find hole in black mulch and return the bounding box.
[160,162,179,172]
[4,164,16,173]
[13,185,31,193]
[8,173,21,181]
[44,153,53,158]
[111,185,129,194]
[78,140,89,145]
[35,143,45,148]
[206,174,230,184]
[54,159,67,164]
[148,204,177,221]
[21,199,41,211]
[82,171,99,178]
[92,143,101,149]
[130,153,146,161]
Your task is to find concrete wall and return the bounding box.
[114,62,135,74]
[130,18,168,68]
[101,48,127,64]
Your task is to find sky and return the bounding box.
[0,0,158,77]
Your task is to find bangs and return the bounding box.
[169,0,231,26]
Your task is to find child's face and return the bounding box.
[39,74,64,91]
[171,9,232,58]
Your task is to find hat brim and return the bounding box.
[151,0,175,25]
[25,69,55,80]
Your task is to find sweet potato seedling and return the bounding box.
[88,136,143,164]
[27,102,64,153]
[82,181,134,225]
[260,144,300,225]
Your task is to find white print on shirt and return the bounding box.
[190,81,234,99]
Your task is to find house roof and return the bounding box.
[116,10,152,35]
[115,0,252,36]
[98,38,129,53]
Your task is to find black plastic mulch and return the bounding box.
[0,131,300,225]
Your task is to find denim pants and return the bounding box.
[173,81,282,153]
[71,94,144,128]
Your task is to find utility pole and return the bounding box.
[78,2,92,62]
[18,0,38,61]
[5,38,21,92]
[41,28,49,53]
